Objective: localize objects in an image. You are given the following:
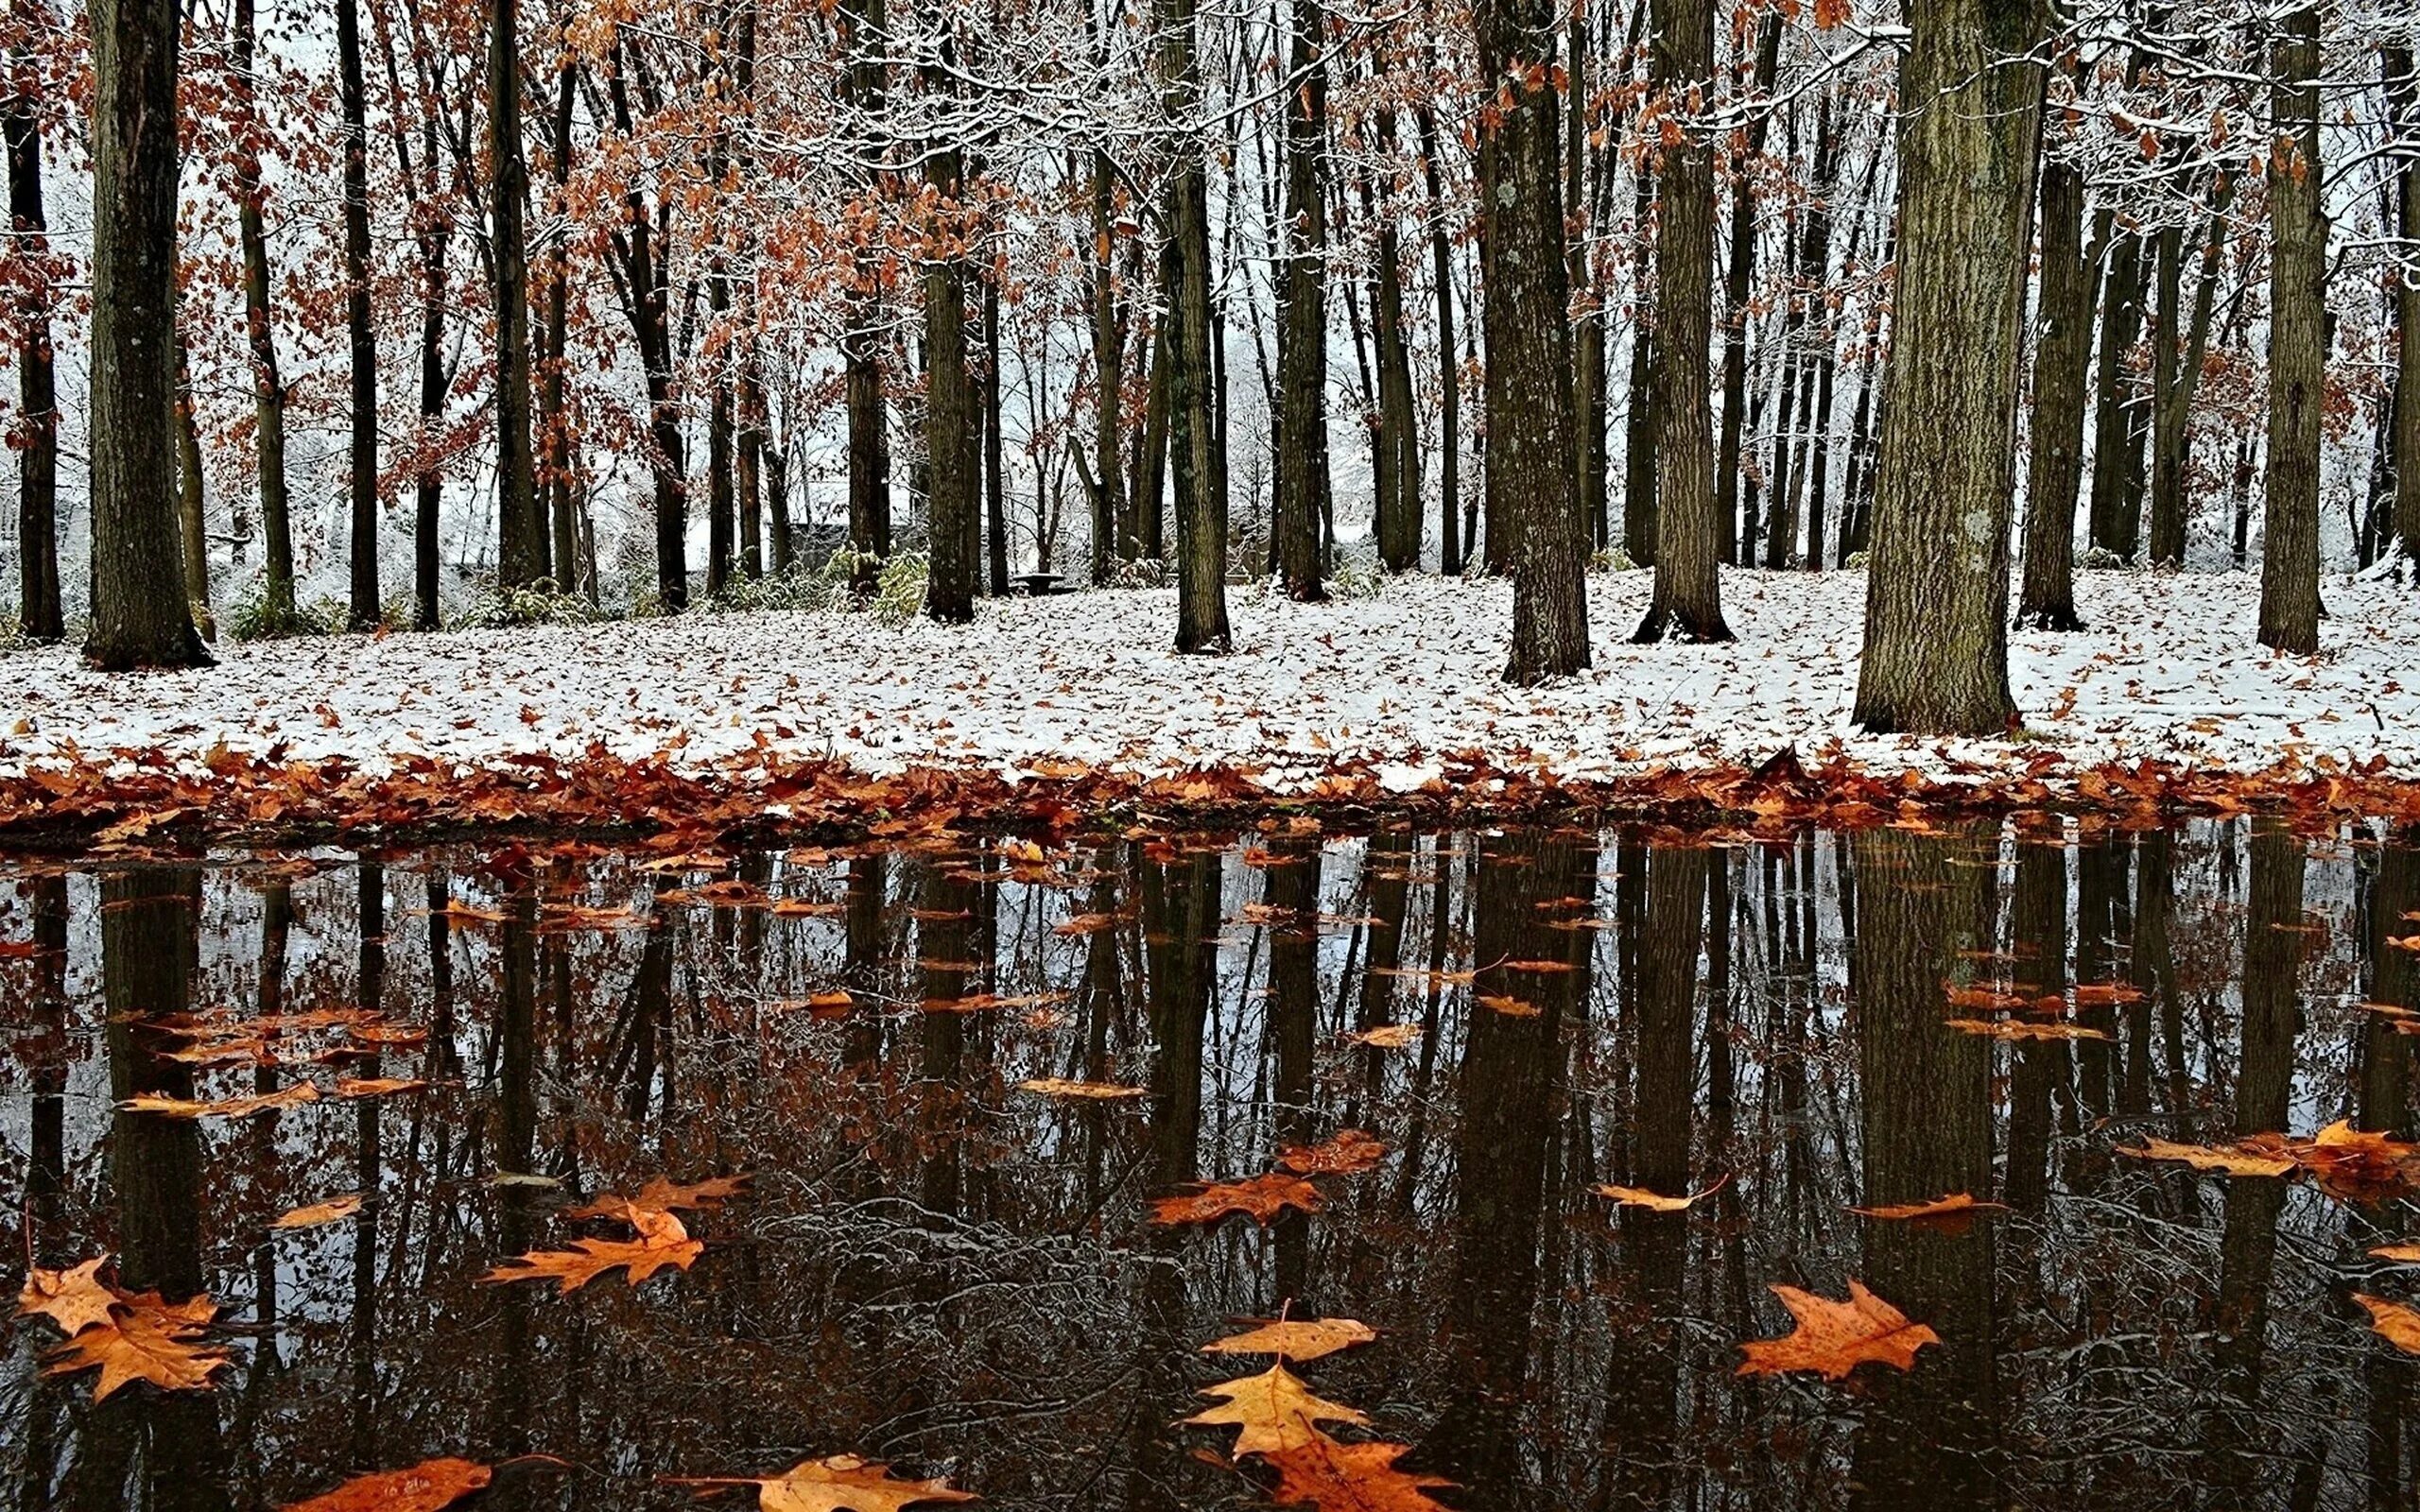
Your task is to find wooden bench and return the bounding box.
[1014,573,1066,597]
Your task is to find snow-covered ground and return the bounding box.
[2,569,2411,794]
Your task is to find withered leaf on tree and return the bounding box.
[1735,1280,1940,1382]
[671,1452,977,1512]
[1201,1317,1376,1363]
[42,1291,232,1400]
[1278,1129,1387,1176]
[1150,1172,1325,1228]
[1261,1436,1455,1512]
[282,1457,493,1512]
[482,1207,704,1291]
[1184,1363,1371,1456]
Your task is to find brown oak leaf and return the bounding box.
[1735,1280,1940,1382]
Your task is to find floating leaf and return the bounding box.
[481,1208,704,1291]
[670,1453,977,1512]
[334,1077,429,1099]
[1477,995,1542,1018]
[1150,1173,1324,1228]
[1594,1174,1729,1212]
[1736,1280,1940,1382]
[1016,1077,1149,1101]
[283,1458,493,1512]
[1201,1317,1376,1363]
[563,1174,752,1223]
[1260,1436,1456,1512]
[119,1081,321,1119]
[273,1195,364,1230]
[1345,1023,1423,1049]
[16,1257,119,1336]
[1184,1363,1370,1456]
[1943,1019,2112,1042]
[1279,1129,1387,1176]
[2358,1294,2420,1355]
[42,1292,230,1400]
[1848,1192,2008,1234]
[2114,1137,2295,1177]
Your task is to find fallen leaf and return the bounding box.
[1184,1363,1370,1456]
[1260,1436,1455,1512]
[1594,1174,1728,1212]
[481,1208,704,1291]
[1345,1023,1423,1048]
[16,1257,119,1336]
[1943,1018,2113,1041]
[563,1174,752,1222]
[1736,1280,1940,1381]
[1016,1077,1149,1101]
[1477,995,1541,1017]
[118,1081,322,1119]
[670,1453,977,1512]
[1201,1317,1376,1362]
[274,1195,364,1230]
[1278,1129,1387,1176]
[334,1077,429,1099]
[43,1292,231,1400]
[2358,1294,2420,1354]
[1150,1173,1324,1228]
[283,1458,493,1512]
[2114,1137,2295,1177]
[1848,1192,2009,1234]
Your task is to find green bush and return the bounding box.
[227,583,339,642]
[447,578,604,631]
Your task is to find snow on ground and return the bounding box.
[1,569,2411,794]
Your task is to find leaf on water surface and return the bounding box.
[1345,1023,1423,1049]
[282,1457,493,1512]
[17,1257,119,1336]
[1943,1018,2113,1042]
[2256,1120,2420,1203]
[1016,1077,1150,1101]
[274,1195,364,1229]
[1260,1436,1456,1512]
[1736,1280,1941,1382]
[1848,1192,2008,1234]
[1201,1317,1377,1363]
[1944,986,2026,1011]
[1185,1363,1371,1456]
[334,1077,429,1099]
[1052,912,1125,936]
[42,1291,231,1400]
[1477,995,1542,1018]
[1279,1129,1387,1176]
[2389,936,2420,954]
[1594,1174,1729,1213]
[2113,1137,2295,1177]
[2357,1295,2420,1355]
[1150,1173,1325,1228]
[919,991,1069,1014]
[2071,981,2147,1005]
[2370,1244,2420,1263]
[118,1081,322,1119]
[670,1453,977,1512]
[1497,957,1577,973]
[481,1208,704,1291]
[563,1174,752,1223]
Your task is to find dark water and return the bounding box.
[2,818,2416,1509]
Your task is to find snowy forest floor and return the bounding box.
[2,567,2415,841]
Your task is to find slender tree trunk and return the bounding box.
[338,0,380,627]
[1159,0,1230,652]
[1851,0,2044,733]
[1634,0,1728,642]
[984,273,1008,593]
[1135,313,1170,560]
[1715,10,1781,567]
[173,330,214,640]
[2385,45,2419,566]
[1088,143,1125,578]
[923,143,977,624]
[2018,158,2089,628]
[1273,0,1328,600]
[2258,4,2324,653]
[543,66,579,592]
[1416,87,1461,574]
[706,335,734,597]
[2148,198,2222,569]
[6,0,59,640]
[1481,0,1587,680]
[1373,100,1421,573]
[233,0,293,626]
[2085,232,2146,560]
[1621,159,1659,567]
[85,0,207,668]
[490,0,541,592]
[732,4,761,582]
[415,226,448,627]
[841,0,888,590]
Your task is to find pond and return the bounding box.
[1,816,2415,1509]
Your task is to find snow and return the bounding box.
[2,568,2412,797]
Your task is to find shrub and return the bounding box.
[227,584,339,642]
[447,578,604,631]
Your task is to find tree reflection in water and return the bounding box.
[0,818,2410,1509]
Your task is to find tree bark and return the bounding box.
[1634,0,1728,642]
[233,0,294,627]
[2017,158,2089,628]
[923,145,977,624]
[2147,198,2222,569]
[2385,46,2419,567]
[1087,142,1125,579]
[1851,0,2044,733]
[1372,95,1420,573]
[1621,158,1659,567]
[2258,5,2323,655]
[84,0,208,668]
[1481,0,1587,680]
[6,0,58,640]
[173,329,215,640]
[490,0,543,593]
[1158,0,1229,652]
[1715,10,1781,568]
[339,0,380,627]
[2085,231,2146,560]
[1272,0,1328,600]
[983,272,1008,593]
[1416,83,1461,574]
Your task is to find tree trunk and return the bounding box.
[1272,0,1328,600]
[1621,159,1659,568]
[6,0,59,640]
[415,223,450,626]
[1634,0,1728,642]
[1715,10,1782,567]
[1159,0,1229,653]
[339,0,380,627]
[706,341,733,598]
[984,272,1008,593]
[1087,143,1125,579]
[2385,45,2419,567]
[1372,99,1420,573]
[2258,5,2324,655]
[1851,0,2044,733]
[1417,85,1461,574]
[85,0,208,668]
[841,0,888,591]
[1481,0,1587,681]
[923,146,977,624]
[233,0,293,627]
[2085,232,2146,560]
[173,330,215,640]
[2148,198,2223,569]
[2017,158,2089,629]
[490,0,542,593]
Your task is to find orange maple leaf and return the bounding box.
[282,1457,493,1512]
[1278,1129,1387,1176]
[17,1257,120,1336]
[1150,1173,1324,1228]
[670,1453,977,1511]
[1201,1317,1376,1363]
[1261,1436,1456,1512]
[1184,1363,1370,1455]
[42,1291,231,1400]
[482,1208,704,1291]
[1735,1280,1940,1381]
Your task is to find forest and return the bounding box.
[0,0,2415,734]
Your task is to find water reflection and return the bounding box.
[0,818,2413,1509]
